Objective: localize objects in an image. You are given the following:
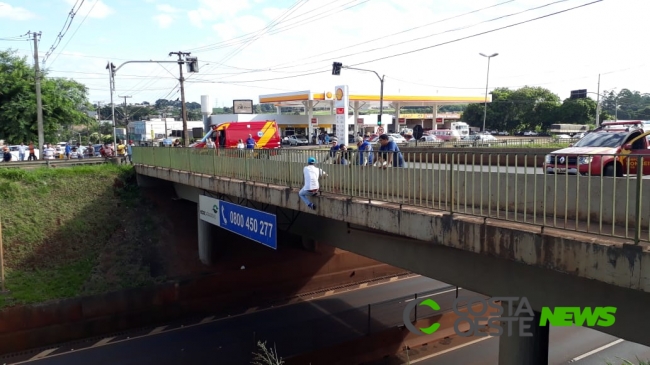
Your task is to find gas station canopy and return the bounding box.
[258,90,490,108]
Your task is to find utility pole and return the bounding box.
[163,112,168,139]
[169,51,191,146]
[30,31,44,152]
[93,101,103,144]
[118,95,132,142]
[106,62,117,148]
[595,74,601,127]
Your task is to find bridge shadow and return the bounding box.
[130,284,467,365]
[0,167,455,364]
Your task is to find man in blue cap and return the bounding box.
[299,156,327,210]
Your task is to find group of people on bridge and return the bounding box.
[299,134,406,210]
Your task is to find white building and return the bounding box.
[127,118,204,142]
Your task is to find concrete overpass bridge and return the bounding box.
[132,146,650,365]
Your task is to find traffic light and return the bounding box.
[186,57,199,73]
[332,62,342,75]
[377,115,382,126]
[570,89,587,99]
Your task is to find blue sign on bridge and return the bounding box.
[199,195,277,250]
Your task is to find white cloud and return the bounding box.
[37,0,648,110]
[189,0,251,22]
[156,4,178,13]
[64,0,114,19]
[212,23,238,41]
[187,10,204,27]
[154,14,174,28]
[152,4,182,28]
[0,2,37,20]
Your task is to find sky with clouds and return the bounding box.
[0,0,648,110]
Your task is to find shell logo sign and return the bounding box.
[335,88,344,101]
[326,92,333,99]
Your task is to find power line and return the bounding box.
[265,0,517,71]
[43,0,86,64]
[190,0,603,85]
[262,0,571,72]
[187,0,352,53]
[0,33,30,41]
[347,0,603,68]
[48,0,99,66]
[192,0,311,79]
[195,0,574,83]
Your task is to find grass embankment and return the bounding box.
[0,165,165,308]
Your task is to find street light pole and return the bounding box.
[169,51,191,146]
[340,65,385,128]
[480,52,498,133]
[106,62,117,148]
[595,74,601,127]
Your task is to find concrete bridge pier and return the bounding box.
[301,237,321,253]
[498,303,549,365]
[197,204,214,265]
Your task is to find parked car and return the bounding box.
[387,133,407,144]
[543,122,650,177]
[417,135,442,143]
[465,134,499,146]
[287,135,309,146]
[6,146,40,161]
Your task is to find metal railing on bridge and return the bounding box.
[133,147,650,244]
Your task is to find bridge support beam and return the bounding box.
[497,305,548,365]
[301,237,322,253]
[197,203,214,265]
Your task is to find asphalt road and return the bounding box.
[11,276,471,365]
[414,325,650,365]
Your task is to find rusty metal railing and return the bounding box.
[132,147,650,244]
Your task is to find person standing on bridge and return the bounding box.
[355,136,373,166]
[246,134,257,149]
[376,134,405,168]
[299,157,327,210]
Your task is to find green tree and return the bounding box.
[559,97,597,124]
[461,87,519,131]
[461,86,561,132]
[509,86,560,131]
[0,49,92,144]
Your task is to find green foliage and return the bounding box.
[461,86,650,132]
[0,164,164,308]
[0,49,93,145]
[600,88,650,120]
[461,86,561,132]
[559,97,597,124]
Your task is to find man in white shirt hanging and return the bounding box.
[299,157,327,210]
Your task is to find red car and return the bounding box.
[543,122,650,177]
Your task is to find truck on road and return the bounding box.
[543,121,650,177]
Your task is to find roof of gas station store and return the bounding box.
[258,90,491,108]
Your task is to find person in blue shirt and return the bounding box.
[325,139,339,163]
[355,136,373,166]
[377,134,404,168]
[64,143,71,159]
[246,134,257,149]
